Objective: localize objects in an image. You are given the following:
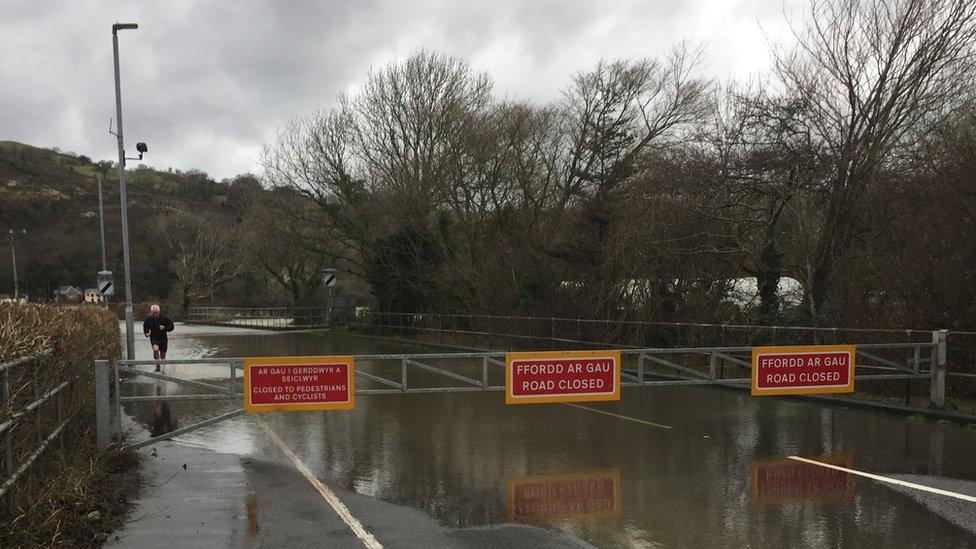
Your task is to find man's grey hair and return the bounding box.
[150,304,160,313]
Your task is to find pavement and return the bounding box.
[106,422,592,548]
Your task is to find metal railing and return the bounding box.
[188,307,331,328]
[0,353,68,512]
[351,311,949,348]
[188,302,357,329]
[97,340,938,450]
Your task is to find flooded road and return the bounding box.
[121,324,976,547]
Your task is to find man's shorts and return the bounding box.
[150,338,168,354]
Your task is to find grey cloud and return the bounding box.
[0,0,787,180]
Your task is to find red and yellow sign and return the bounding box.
[751,345,855,396]
[750,454,854,505]
[507,470,621,523]
[505,350,621,405]
[243,355,355,413]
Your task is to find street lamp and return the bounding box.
[7,229,25,301]
[111,22,139,360]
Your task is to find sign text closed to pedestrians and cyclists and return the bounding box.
[244,355,355,412]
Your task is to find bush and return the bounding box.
[0,303,133,546]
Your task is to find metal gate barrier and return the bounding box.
[94,341,937,450]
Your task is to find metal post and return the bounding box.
[32,360,43,483]
[96,175,110,308]
[708,351,717,381]
[482,356,489,388]
[94,361,111,451]
[113,361,122,435]
[113,24,138,361]
[55,390,64,453]
[1,369,12,511]
[930,330,947,409]
[96,173,108,272]
[327,287,334,329]
[6,230,22,301]
[401,358,408,392]
[9,236,17,301]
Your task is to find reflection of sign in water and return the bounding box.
[506,350,621,405]
[750,454,854,505]
[507,470,621,523]
[752,345,856,396]
[243,356,355,413]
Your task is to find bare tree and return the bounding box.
[240,189,335,306]
[700,83,826,323]
[775,0,976,319]
[553,43,712,317]
[153,212,241,312]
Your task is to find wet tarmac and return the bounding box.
[112,324,976,547]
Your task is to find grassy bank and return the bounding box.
[0,303,137,546]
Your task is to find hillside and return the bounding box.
[0,141,259,302]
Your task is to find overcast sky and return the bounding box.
[1,0,795,180]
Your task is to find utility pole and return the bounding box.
[96,173,110,307]
[112,22,138,360]
[6,230,24,300]
[96,173,108,272]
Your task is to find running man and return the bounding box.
[143,304,175,370]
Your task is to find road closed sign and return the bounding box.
[506,350,621,405]
[751,345,855,396]
[244,355,355,412]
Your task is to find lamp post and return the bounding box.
[112,22,138,360]
[7,229,25,301]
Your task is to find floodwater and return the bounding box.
[121,323,976,547]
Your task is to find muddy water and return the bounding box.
[121,324,976,547]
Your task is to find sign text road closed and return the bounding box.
[506,350,621,405]
[750,453,854,505]
[507,470,621,524]
[244,355,355,412]
[751,345,855,396]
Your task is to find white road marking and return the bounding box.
[564,403,673,430]
[787,456,976,503]
[258,417,383,548]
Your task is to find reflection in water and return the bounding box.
[507,470,621,524]
[150,384,176,438]
[245,492,260,540]
[750,454,854,505]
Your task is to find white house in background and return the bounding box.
[569,277,806,311]
[83,289,104,304]
[54,285,83,303]
[725,277,804,309]
[0,294,25,304]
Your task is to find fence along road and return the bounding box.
[0,352,68,513]
[95,340,938,451]
[187,308,965,398]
